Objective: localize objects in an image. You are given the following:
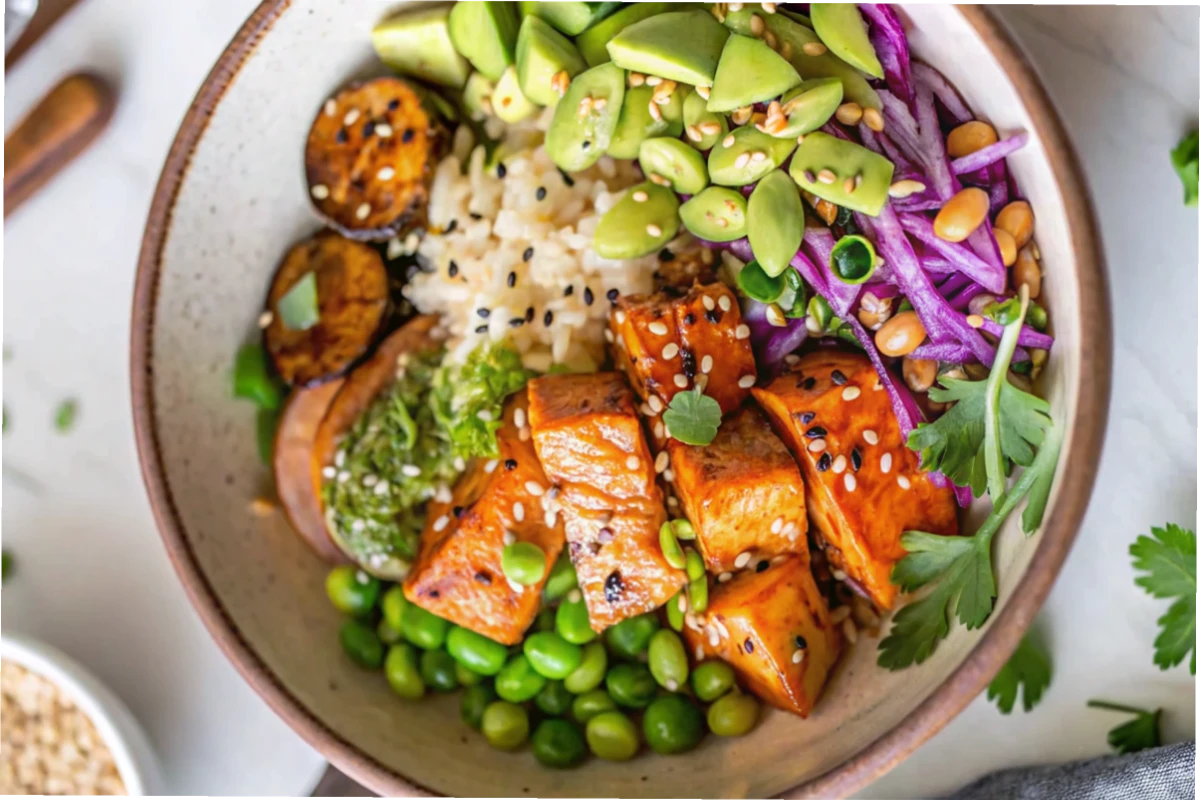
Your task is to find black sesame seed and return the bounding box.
[794,635,808,649]
[744,638,755,654]
[525,306,535,323]
[684,313,696,325]
[705,310,721,324]
[428,589,440,599]
[505,459,518,471]
[658,248,675,262]
[402,127,415,143]
[831,370,848,386]
[543,310,554,327]
[477,307,491,318]
[475,324,489,334]
[445,218,458,233]
[560,169,575,187]
[564,285,574,297]
[523,247,534,262]
[362,121,376,138]
[474,571,492,585]
[802,377,817,390]
[756,560,770,573]
[452,505,464,518]
[507,271,517,288]
[851,448,862,471]
[336,128,348,144]
[496,163,508,178]
[817,453,832,472]
[604,571,625,603]
[509,317,525,328]
[470,212,483,220]
[681,348,696,378]
[536,186,547,201]
[448,260,459,278]
[581,140,591,150]
[388,99,400,111]
[584,287,595,306]
[805,426,827,438]
[799,411,815,425]
[606,288,619,302]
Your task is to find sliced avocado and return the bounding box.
[809,4,884,80]
[448,2,521,82]
[639,138,709,195]
[607,10,730,86]
[788,132,895,216]
[463,72,497,121]
[516,15,587,106]
[518,1,623,36]
[545,63,626,172]
[723,8,880,110]
[372,6,471,89]
[575,2,672,66]
[747,170,804,277]
[682,90,728,151]
[493,66,538,123]
[707,34,802,113]
[594,181,681,260]
[607,86,671,160]
[775,78,843,138]
[680,186,747,243]
[708,126,797,187]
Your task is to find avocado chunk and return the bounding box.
[607,86,671,160]
[639,138,709,195]
[775,78,843,138]
[682,91,728,151]
[680,186,747,243]
[493,66,538,123]
[594,181,681,260]
[448,2,521,82]
[373,6,471,89]
[575,2,672,66]
[463,72,497,121]
[516,15,587,106]
[747,170,804,276]
[545,63,626,172]
[809,4,884,80]
[518,2,622,36]
[707,34,802,113]
[607,10,730,86]
[722,8,880,110]
[708,127,797,187]
[788,132,895,216]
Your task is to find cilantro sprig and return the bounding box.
[663,388,722,446]
[1088,701,1162,755]
[1131,523,1196,674]
[1170,131,1198,208]
[987,631,1052,713]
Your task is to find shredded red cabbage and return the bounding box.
[912,62,973,126]
[858,4,913,105]
[899,214,1006,292]
[951,132,1029,175]
[978,317,1054,350]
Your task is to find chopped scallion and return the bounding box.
[278,272,320,331]
[830,234,877,284]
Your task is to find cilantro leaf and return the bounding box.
[1131,523,1196,674]
[988,631,1052,713]
[662,389,721,446]
[1170,131,1198,207]
[54,398,78,433]
[1087,701,1162,755]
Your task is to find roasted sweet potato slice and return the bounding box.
[264,233,391,387]
[684,556,841,717]
[752,350,959,609]
[305,77,446,241]
[273,379,348,564]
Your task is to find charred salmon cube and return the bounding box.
[609,282,755,416]
[684,556,840,717]
[527,372,686,631]
[404,390,564,645]
[752,351,959,610]
[667,405,808,573]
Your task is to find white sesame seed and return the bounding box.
[718,571,733,583]
[663,468,675,482]
[310,183,330,200]
[647,223,663,237]
[338,470,350,482]
[604,329,614,343]
[324,99,337,117]
[842,386,861,401]
[686,125,703,142]
[707,626,720,648]
[880,453,893,474]
[632,190,649,203]
[376,166,396,181]
[718,295,732,312]
[515,408,527,428]
[802,41,827,56]
[792,649,806,664]
[649,395,664,413]
[673,374,689,388]
[738,375,756,388]
[401,465,421,478]
[503,530,516,546]
[666,679,679,691]
[832,569,847,581]
[863,429,879,445]
[897,475,912,490]
[615,311,628,326]
[545,511,558,527]
[654,421,665,439]
[648,321,669,336]
[832,455,847,474]
[454,456,467,471]
[343,109,360,126]
[322,466,337,479]
[435,485,452,503]
[477,409,494,422]
[355,202,371,220]
[696,645,706,661]
[735,324,751,340]
[513,502,525,522]
[734,152,751,169]
[749,150,767,163]
[625,455,641,471]
[662,342,680,360]
[734,551,752,568]
[782,521,797,537]
[257,310,275,328]
[770,516,783,534]
[351,518,365,533]
[808,439,827,453]
[525,481,545,496]
[508,578,526,594]
[433,515,450,532]
[655,452,670,473]
[722,133,736,149]
[485,459,499,473]
[336,450,346,467]
[844,473,857,492]
[701,354,714,374]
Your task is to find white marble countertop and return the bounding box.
[2,2,1195,797]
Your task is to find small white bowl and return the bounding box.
[1,633,163,795]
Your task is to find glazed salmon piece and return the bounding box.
[527,372,686,632]
[608,282,755,416]
[667,405,808,574]
[684,556,841,717]
[752,350,958,610]
[404,390,565,645]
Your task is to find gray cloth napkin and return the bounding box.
[948,742,1195,800]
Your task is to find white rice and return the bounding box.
[404,120,688,372]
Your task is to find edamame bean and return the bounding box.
[665,590,686,632]
[400,603,450,650]
[606,663,657,709]
[456,662,484,687]
[501,542,547,586]
[495,654,547,703]
[684,549,705,581]
[533,719,588,768]
[564,642,608,694]
[461,683,497,729]
[648,629,688,690]
[542,555,578,602]
[659,523,687,570]
[339,619,384,669]
[524,632,584,679]
[481,701,530,751]
[380,585,408,630]
[446,626,508,676]
[325,566,380,616]
[707,692,760,737]
[671,519,696,541]
[689,574,708,613]
[572,689,617,723]
[691,659,736,702]
[384,644,426,699]
[643,694,705,754]
[377,617,404,645]
[605,613,660,660]
[535,680,574,716]
[419,648,459,692]
[555,591,597,645]
[585,711,640,761]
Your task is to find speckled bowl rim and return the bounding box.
[131,4,1112,797]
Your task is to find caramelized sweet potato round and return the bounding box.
[264,233,390,387]
[305,77,446,241]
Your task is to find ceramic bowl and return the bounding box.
[132,3,1110,797]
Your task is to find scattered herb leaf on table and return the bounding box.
[1131,523,1196,674]
[1088,701,1162,755]
[988,631,1052,713]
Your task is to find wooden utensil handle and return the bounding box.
[4,72,114,218]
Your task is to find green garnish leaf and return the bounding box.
[256,407,279,466]
[662,388,722,446]
[54,398,78,433]
[277,272,320,331]
[1087,701,1162,755]
[736,260,785,304]
[2,550,12,584]
[1170,131,1198,207]
[1131,523,1196,674]
[988,631,1052,713]
[233,342,283,411]
[430,341,532,459]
